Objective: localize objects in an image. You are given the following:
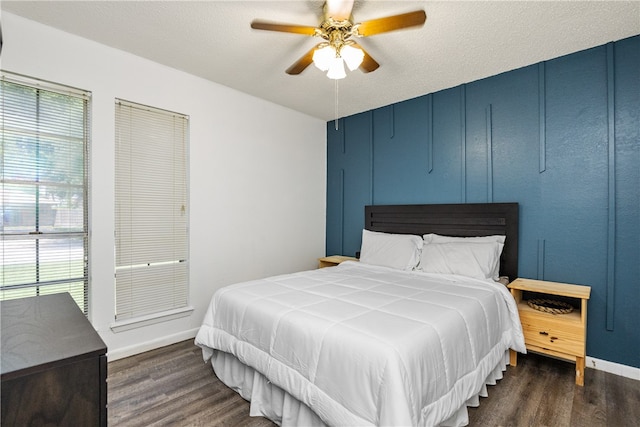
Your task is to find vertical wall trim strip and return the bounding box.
[427,94,433,174]
[539,62,547,173]
[369,111,374,204]
[390,104,395,139]
[486,104,493,202]
[461,86,467,202]
[537,239,545,280]
[606,42,616,331]
[339,168,345,255]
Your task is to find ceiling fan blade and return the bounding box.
[251,20,317,36]
[351,43,380,73]
[325,0,355,21]
[286,45,320,75]
[355,10,426,37]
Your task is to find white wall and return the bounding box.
[1,12,327,359]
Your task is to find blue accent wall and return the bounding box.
[326,35,640,368]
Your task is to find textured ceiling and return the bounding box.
[2,1,639,121]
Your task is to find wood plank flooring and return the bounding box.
[108,340,273,427]
[108,340,640,426]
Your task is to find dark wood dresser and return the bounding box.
[1,293,107,426]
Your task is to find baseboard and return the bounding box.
[586,356,640,381]
[107,327,200,361]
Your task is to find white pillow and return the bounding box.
[423,234,505,279]
[359,229,423,271]
[418,241,502,281]
[423,233,506,244]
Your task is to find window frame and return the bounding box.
[112,98,191,329]
[0,71,91,314]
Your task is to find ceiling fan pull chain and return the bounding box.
[334,79,339,130]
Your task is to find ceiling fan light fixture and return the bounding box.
[327,56,346,79]
[312,45,335,71]
[341,44,364,71]
[252,5,426,77]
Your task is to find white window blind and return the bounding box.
[1,72,90,313]
[114,100,188,321]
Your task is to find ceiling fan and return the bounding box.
[250,0,427,79]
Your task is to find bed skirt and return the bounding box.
[209,349,511,427]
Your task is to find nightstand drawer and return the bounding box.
[521,321,584,356]
[518,309,582,333]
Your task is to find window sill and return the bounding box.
[110,306,194,333]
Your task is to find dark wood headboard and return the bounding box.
[365,203,519,281]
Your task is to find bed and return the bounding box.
[195,203,525,426]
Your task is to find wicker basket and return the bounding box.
[527,298,574,315]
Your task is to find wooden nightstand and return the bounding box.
[508,278,591,386]
[318,255,358,268]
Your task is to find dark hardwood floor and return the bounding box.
[108,340,273,427]
[108,340,640,426]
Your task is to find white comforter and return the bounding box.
[196,261,525,426]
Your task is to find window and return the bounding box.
[114,100,189,323]
[1,72,90,313]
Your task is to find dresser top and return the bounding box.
[1,293,107,380]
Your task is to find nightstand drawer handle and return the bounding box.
[539,331,549,336]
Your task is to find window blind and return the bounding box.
[114,100,189,321]
[1,72,90,313]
